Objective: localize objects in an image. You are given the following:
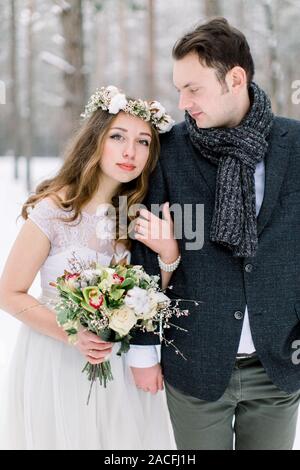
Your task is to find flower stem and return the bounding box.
[82,360,114,405]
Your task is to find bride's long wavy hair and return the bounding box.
[21,108,160,249]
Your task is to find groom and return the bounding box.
[128,17,300,450]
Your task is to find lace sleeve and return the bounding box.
[28,199,55,242]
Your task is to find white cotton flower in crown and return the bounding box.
[106,85,120,97]
[157,117,175,133]
[124,286,151,316]
[108,93,128,114]
[150,101,166,119]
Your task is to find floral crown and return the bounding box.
[81,85,175,133]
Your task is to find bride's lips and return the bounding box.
[116,163,136,172]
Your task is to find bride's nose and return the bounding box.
[122,141,136,160]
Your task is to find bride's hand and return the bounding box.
[74,328,113,365]
[134,202,179,262]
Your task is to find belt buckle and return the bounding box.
[236,353,256,361]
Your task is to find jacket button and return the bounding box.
[245,263,253,273]
[234,311,244,320]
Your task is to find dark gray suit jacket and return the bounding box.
[130,116,300,401]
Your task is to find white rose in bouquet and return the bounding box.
[109,305,137,337]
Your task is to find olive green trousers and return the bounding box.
[165,355,300,450]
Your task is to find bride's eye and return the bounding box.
[139,139,150,147]
[110,134,124,141]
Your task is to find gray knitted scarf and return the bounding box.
[185,82,274,257]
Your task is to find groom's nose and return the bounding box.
[178,92,192,111]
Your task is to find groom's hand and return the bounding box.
[130,364,164,394]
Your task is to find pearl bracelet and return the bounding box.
[157,254,181,272]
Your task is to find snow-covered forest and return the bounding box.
[1,0,300,182]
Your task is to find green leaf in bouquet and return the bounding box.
[117,335,131,356]
[65,327,78,335]
[99,328,116,342]
[56,275,65,285]
[125,269,137,279]
[101,270,110,280]
[68,291,83,305]
[115,265,128,278]
[120,278,135,290]
[107,298,123,309]
[110,288,125,301]
[57,287,69,299]
[139,280,150,290]
[56,279,83,302]
[56,309,69,325]
[56,300,80,325]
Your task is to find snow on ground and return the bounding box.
[0,157,61,387]
[0,156,300,449]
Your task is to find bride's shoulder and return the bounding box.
[29,193,68,222]
[33,197,60,214]
[37,188,68,211]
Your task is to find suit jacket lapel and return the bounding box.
[257,119,289,236]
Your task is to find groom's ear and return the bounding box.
[229,66,247,93]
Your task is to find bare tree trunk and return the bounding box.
[146,0,155,100]
[204,0,221,19]
[263,0,283,115]
[23,0,35,191]
[118,0,129,90]
[93,4,107,89]
[9,0,21,179]
[61,0,85,140]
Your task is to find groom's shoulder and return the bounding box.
[273,115,300,142]
[159,121,188,158]
[159,121,187,147]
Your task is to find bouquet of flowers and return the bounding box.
[50,255,192,404]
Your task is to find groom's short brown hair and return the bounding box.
[172,17,255,86]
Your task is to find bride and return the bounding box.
[0,86,179,450]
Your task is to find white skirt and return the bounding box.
[0,320,175,450]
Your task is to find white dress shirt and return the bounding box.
[237,159,265,354]
[127,160,265,366]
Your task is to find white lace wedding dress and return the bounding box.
[0,199,175,450]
